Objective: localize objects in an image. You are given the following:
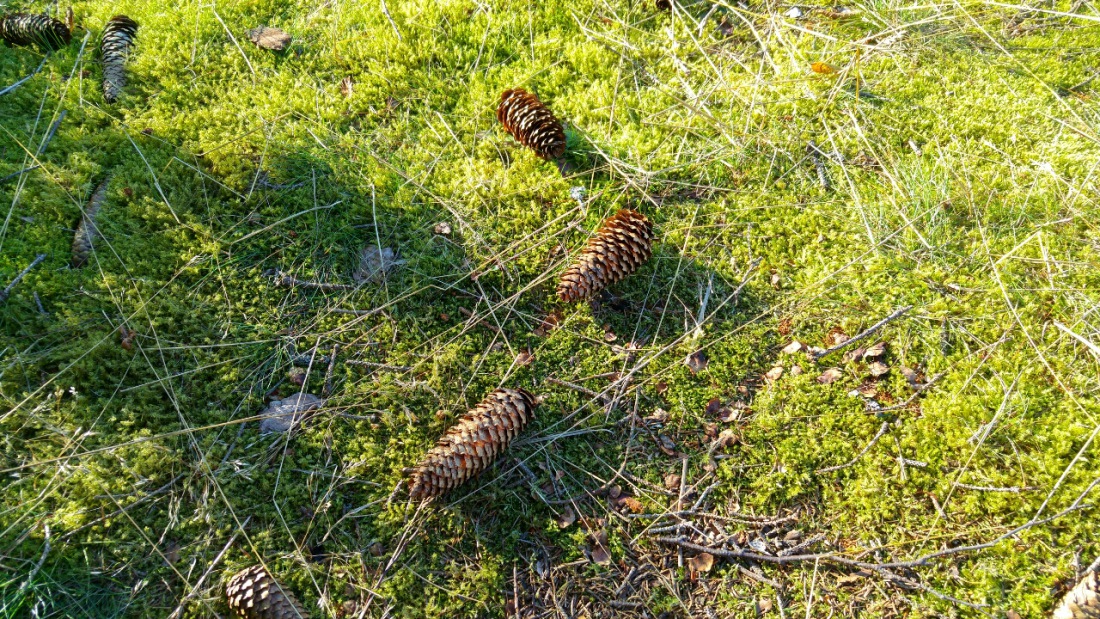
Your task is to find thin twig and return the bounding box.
[0,57,47,97]
[812,305,913,360]
[546,377,611,405]
[166,516,250,619]
[346,360,412,372]
[0,165,41,184]
[322,344,340,398]
[458,306,501,333]
[0,254,47,303]
[953,483,1038,493]
[36,110,66,156]
[816,421,891,474]
[380,0,402,41]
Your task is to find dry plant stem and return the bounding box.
[0,57,46,97]
[273,270,353,291]
[811,305,914,360]
[322,343,339,398]
[346,360,412,372]
[0,253,47,303]
[36,110,65,156]
[546,377,612,405]
[953,483,1037,493]
[815,421,891,474]
[458,306,500,333]
[0,165,41,184]
[166,516,250,619]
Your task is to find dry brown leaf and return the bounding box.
[817,368,844,384]
[590,530,612,565]
[781,340,806,355]
[811,61,837,74]
[655,381,669,395]
[516,349,535,367]
[758,598,774,612]
[618,497,644,513]
[715,428,740,450]
[664,474,681,490]
[842,347,866,363]
[863,341,887,358]
[656,434,677,456]
[433,221,451,235]
[826,327,849,347]
[247,26,292,51]
[869,361,889,377]
[790,365,803,376]
[901,366,921,385]
[533,311,560,337]
[689,552,715,573]
[607,485,621,499]
[339,76,354,97]
[705,397,724,416]
[770,271,781,288]
[764,366,784,381]
[685,350,709,374]
[557,506,576,528]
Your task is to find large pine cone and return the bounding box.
[72,178,109,268]
[101,16,138,104]
[0,13,71,50]
[1054,570,1100,619]
[497,89,566,160]
[226,565,310,619]
[408,388,538,499]
[557,209,654,303]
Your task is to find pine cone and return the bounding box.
[497,89,566,160]
[72,178,109,268]
[408,388,538,499]
[101,16,138,104]
[226,565,310,619]
[1054,571,1100,619]
[0,13,71,50]
[557,209,654,303]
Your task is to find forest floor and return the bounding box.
[1,0,1099,617]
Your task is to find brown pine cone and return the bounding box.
[72,178,110,268]
[101,16,138,104]
[1054,570,1100,619]
[226,565,310,619]
[408,388,538,499]
[497,88,566,160]
[0,13,71,50]
[557,209,654,303]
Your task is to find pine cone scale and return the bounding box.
[558,210,654,303]
[101,15,138,104]
[0,13,71,50]
[409,388,537,499]
[226,565,309,619]
[497,89,566,160]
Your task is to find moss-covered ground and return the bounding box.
[1,0,1099,616]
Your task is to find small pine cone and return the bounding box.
[0,13,71,50]
[72,178,109,268]
[557,209,654,303]
[408,388,538,499]
[101,16,138,104]
[226,565,310,619]
[497,89,566,160]
[1054,570,1100,619]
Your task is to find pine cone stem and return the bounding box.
[497,89,567,161]
[226,565,310,619]
[408,388,538,499]
[101,15,138,104]
[0,13,71,50]
[558,209,654,303]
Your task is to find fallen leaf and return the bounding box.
[764,366,784,381]
[618,497,645,513]
[590,530,612,565]
[817,368,844,384]
[770,271,781,288]
[339,76,354,97]
[715,428,739,449]
[655,381,669,395]
[685,350,709,375]
[758,596,774,612]
[433,221,451,235]
[689,552,715,573]
[656,434,677,456]
[857,382,878,398]
[664,474,681,490]
[1005,611,1021,619]
[607,485,622,499]
[811,61,837,74]
[869,361,889,377]
[863,341,887,358]
[516,349,535,367]
[533,311,560,337]
[790,365,803,376]
[705,398,725,416]
[259,393,324,434]
[826,327,849,347]
[781,340,806,354]
[557,506,576,528]
[353,246,404,283]
[716,16,734,37]
[842,347,866,363]
[247,26,292,51]
[901,366,922,386]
